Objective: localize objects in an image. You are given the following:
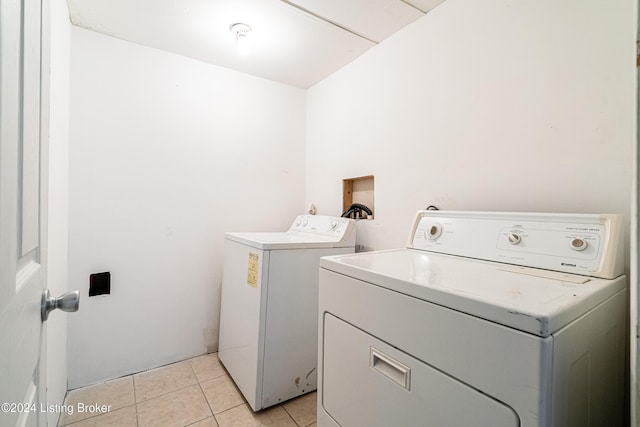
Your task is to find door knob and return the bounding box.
[41,289,80,321]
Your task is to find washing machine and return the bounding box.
[318,211,626,427]
[218,214,355,411]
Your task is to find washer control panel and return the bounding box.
[408,211,624,279]
[289,215,355,240]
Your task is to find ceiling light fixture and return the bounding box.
[230,23,252,55]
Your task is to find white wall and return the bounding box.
[306,0,636,253]
[68,28,306,388]
[46,0,70,423]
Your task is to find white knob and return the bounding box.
[330,219,338,230]
[425,224,442,240]
[570,238,587,251]
[507,233,521,245]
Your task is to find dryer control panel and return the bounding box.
[408,211,624,279]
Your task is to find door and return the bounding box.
[633,23,640,427]
[0,0,49,425]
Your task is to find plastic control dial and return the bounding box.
[507,233,522,245]
[425,224,443,240]
[570,238,588,251]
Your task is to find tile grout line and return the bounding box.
[213,400,246,420]
[135,381,198,405]
[190,359,219,425]
[199,361,248,424]
[194,382,217,425]
[134,360,202,405]
[58,375,140,427]
[131,374,139,427]
[184,413,215,427]
[280,402,303,427]
[60,402,138,427]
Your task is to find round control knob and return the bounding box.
[425,224,442,240]
[570,238,587,251]
[330,219,339,230]
[507,233,521,245]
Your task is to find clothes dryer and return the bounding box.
[318,211,625,427]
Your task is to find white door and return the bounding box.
[629,28,640,427]
[0,0,50,425]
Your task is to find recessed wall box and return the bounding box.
[89,272,111,296]
[343,175,374,219]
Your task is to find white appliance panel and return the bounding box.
[550,290,626,427]
[225,232,345,250]
[408,211,624,279]
[288,215,354,240]
[322,314,519,427]
[225,215,356,250]
[320,249,625,337]
[218,240,269,409]
[261,247,353,408]
[318,269,553,427]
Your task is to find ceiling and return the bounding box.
[65,0,446,88]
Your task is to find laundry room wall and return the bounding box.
[68,28,306,388]
[306,0,636,253]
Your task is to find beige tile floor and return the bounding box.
[57,353,317,427]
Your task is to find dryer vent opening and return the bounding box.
[89,272,111,296]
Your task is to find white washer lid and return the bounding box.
[225,231,351,250]
[320,249,626,337]
[225,215,356,250]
